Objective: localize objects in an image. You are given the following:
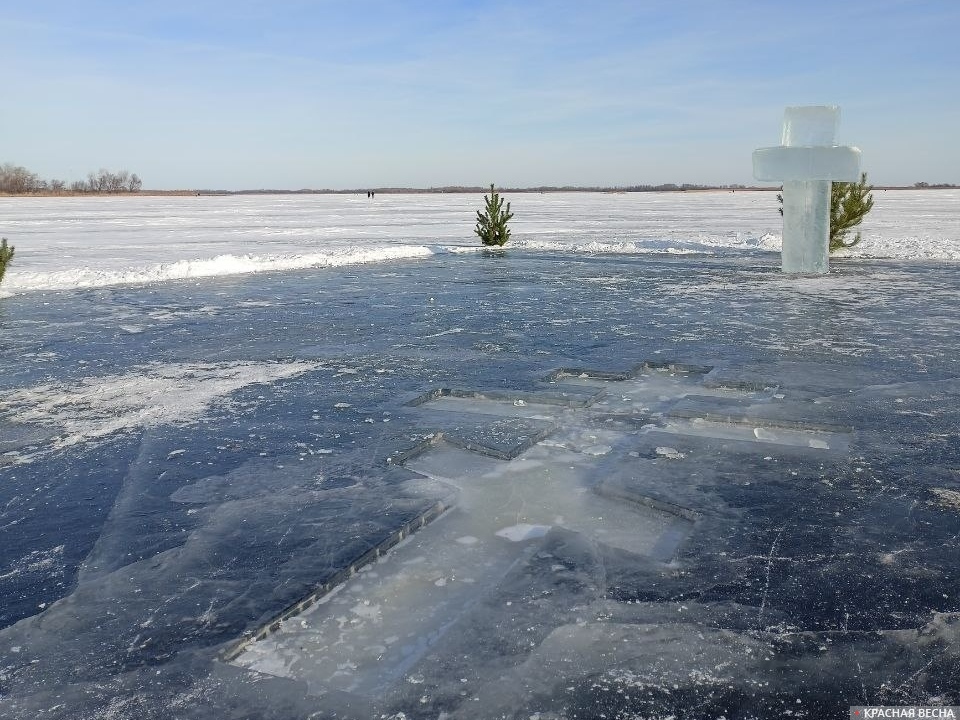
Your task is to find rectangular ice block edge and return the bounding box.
[753,146,861,182]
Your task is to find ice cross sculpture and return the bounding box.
[753,106,861,274]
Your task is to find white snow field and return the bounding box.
[0,189,957,296]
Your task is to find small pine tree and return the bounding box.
[0,238,14,287]
[475,184,513,247]
[776,172,874,253]
[829,172,874,251]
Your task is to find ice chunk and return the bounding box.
[495,524,552,542]
[582,444,612,456]
[780,105,839,146]
[753,427,778,441]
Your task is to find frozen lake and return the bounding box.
[2,189,959,296]
[1,192,959,718]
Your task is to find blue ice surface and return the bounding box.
[1,249,959,718]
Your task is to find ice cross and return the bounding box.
[753,106,861,274]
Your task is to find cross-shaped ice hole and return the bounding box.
[753,106,861,274]
[230,373,711,699]
[229,367,847,701]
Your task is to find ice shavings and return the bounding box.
[0,360,319,459]
[0,545,66,583]
[655,446,686,460]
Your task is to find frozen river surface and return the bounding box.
[1,193,959,718]
[2,190,959,296]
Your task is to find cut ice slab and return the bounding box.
[661,393,853,453]
[232,441,688,699]
[660,417,851,453]
[752,146,861,182]
[667,395,852,433]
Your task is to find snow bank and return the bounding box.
[1,246,435,295]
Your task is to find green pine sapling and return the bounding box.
[475,184,513,247]
[829,172,874,251]
[0,238,14,287]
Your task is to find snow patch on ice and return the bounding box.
[930,487,960,512]
[0,360,319,460]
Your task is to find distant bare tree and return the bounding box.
[0,163,40,193]
[107,170,129,193]
[1,163,141,194]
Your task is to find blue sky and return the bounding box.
[3,0,957,190]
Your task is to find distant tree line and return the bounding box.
[213,183,753,196]
[913,182,958,189]
[0,163,142,194]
